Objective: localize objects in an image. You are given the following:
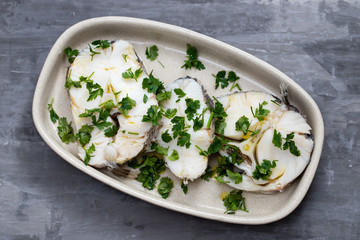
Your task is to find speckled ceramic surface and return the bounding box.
[32,17,324,224]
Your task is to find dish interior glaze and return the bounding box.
[32,17,324,224]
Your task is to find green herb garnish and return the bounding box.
[151,142,169,156]
[57,117,77,144]
[185,98,200,121]
[117,94,136,117]
[122,68,143,81]
[283,132,301,156]
[226,169,243,184]
[142,105,162,126]
[181,44,205,70]
[104,125,118,137]
[177,131,191,148]
[252,160,277,181]
[235,116,250,135]
[76,124,94,146]
[91,40,111,49]
[251,101,270,121]
[143,94,148,103]
[145,45,159,61]
[223,190,247,214]
[174,88,186,98]
[213,70,240,90]
[168,150,179,161]
[181,180,188,194]
[48,98,59,124]
[161,130,172,143]
[83,144,95,166]
[64,47,79,64]
[201,166,214,181]
[158,177,174,199]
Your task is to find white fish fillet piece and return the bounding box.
[218,91,314,191]
[68,40,157,167]
[156,77,214,180]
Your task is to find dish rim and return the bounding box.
[32,16,324,225]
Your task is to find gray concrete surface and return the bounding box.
[0,0,359,239]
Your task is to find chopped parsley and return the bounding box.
[235,116,250,135]
[251,101,270,121]
[156,90,171,102]
[65,70,82,89]
[128,132,139,135]
[79,108,112,130]
[83,144,95,166]
[252,159,277,181]
[122,54,128,62]
[212,97,228,118]
[48,98,59,124]
[64,47,79,64]
[226,169,243,184]
[117,94,136,117]
[57,117,77,144]
[174,88,186,99]
[158,177,174,199]
[185,98,200,121]
[128,154,166,190]
[104,125,118,137]
[177,131,191,148]
[215,118,226,135]
[161,130,172,143]
[171,116,186,138]
[151,142,169,156]
[181,44,205,70]
[181,180,188,194]
[86,79,104,102]
[76,124,94,146]
[195,145,208,156]
[91,40,111,49]
[214,176,230,184]
[223,190,247,214]
[142,71,164,94]
[162,108,177,119]
[272,130,301,156]
[142,105,162,126]
[122,68,143,81]
[272,129,282,149]
[213,70,240,90]
[168,150,179,161]
[99,100,116,109]
[143,94,148,103]
[145,45,159,61]
[88,44,100,60]
[283,132,301,156]
[201,166,214,181]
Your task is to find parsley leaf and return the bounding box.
[161,130,172,143]
[283,132,301,156]
[156,90,171,102]
[212,97,228,118]
[65,70,85,89]
[177,131,191,148]
[215,118,226,135]
[181,44,205,70]
[57,117,77,144]
[235,116,250,135]
[76,124,94,147]
[201,166,214,181]
[162,108,177,119]
[151,142,169,156]
[272,129,282,149]
[215,176,230,184]
[128,155,166,190]
[64,47,79,64]
[226,169,243,184]
[213,70,240,90]
[195,145,208,156]
[142,71,164,94]
[193,112,204,131]
[142,105,162,126]
[251,101,270,121]
[143,94,148,103]
[48,98,59,124]
[145,45,159,61]
[181,180,188,194]
[88,44,100,60]
[185,98,200,121]
[122,68,143,81]
[122,54,128,62]
[168,150,179,161]
[104,125,118,137]
[99,100,116,109]
[174,88,186,98]
[171,116,186,138]
[83,144,95,166]
[91,40,111,49]
[80,108,112,130]
[252,159,277,181]
[117,94,136,117]
[223,190,247,214]
[86,80,104,102]
[158,177,174,199]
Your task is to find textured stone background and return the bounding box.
[0,0,359,239]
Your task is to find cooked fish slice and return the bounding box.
[218,91,314,191]
[156,77,214,180]
[67,40,157,167]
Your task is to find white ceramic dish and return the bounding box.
[32,17,324,224]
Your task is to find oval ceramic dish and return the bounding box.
[32,17,324,224]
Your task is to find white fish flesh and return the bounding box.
[67,40,157,167]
